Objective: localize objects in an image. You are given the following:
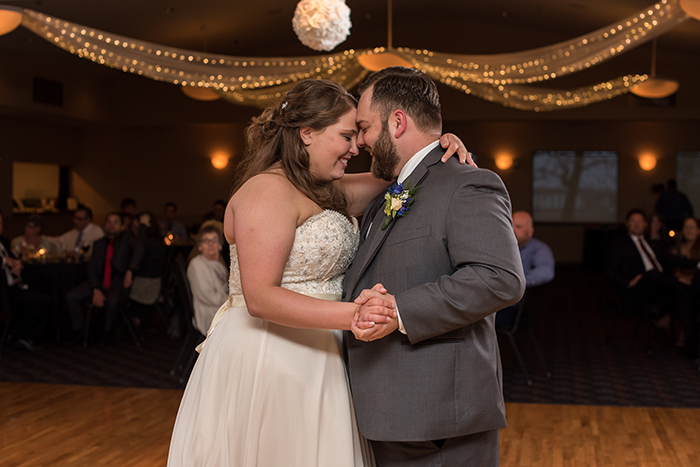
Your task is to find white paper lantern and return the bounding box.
[292,0,351,52]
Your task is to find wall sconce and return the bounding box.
[0,5,23,36]
[638,154,657,171]
[494,153,514,171]
[211,151,230,169]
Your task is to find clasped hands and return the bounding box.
[351,283,398,342]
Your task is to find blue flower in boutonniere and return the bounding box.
[381,178,419,230]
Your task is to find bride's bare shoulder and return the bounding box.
[235,172,296,201]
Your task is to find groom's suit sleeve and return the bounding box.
[395,168,525,344]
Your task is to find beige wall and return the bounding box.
[2,113,699,262]
[0,117,245,237]
[442,119,699,262]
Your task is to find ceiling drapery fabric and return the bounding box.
[18,0,689,111]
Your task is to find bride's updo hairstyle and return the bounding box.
[233,79,357,217]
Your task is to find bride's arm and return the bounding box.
[338,133,474,216]
[231,175,394,330]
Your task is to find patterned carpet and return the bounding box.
[0,318,187,390]
[2,266,700,406]
[499,265,700,407]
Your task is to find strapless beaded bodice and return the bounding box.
[228,210,359,296]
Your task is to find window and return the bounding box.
[532,151,618,223]
[676,151,700,212]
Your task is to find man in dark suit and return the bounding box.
[343,67,525,467]
[605,208,699,314]
[66,212,142,339]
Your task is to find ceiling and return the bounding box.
[1,0,700,122]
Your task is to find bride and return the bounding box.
[167,79,469,467]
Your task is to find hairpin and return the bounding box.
[281,101,288,110]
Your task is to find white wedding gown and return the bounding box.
[168,210,374,467]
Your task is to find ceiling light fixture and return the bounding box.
[630,38,679,99]
[0,5,22,36]
[356,0,412,72]
[181,86,221,102]
[180,25,221,102]
[680,0,700,20]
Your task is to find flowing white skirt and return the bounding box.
[168,296,373,467]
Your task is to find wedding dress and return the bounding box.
[168,210,373,467]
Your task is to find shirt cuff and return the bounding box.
[396,304,406,335]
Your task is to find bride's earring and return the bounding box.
[300,127,313,146]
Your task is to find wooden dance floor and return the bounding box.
[2,382,700,466]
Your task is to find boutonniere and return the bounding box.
[381,178,419,230]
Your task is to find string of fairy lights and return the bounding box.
[14,0,692,111]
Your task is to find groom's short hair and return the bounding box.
[357,66,442,133]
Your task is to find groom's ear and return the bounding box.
[391,110,407,138]
[299,127,313,146]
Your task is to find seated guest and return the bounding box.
[120,211,135,234]
[128,212,168,325]
[0,210,50,351]
[120,197,138,217]
[159,202,188,245]
[52,205,104,258]
[671,217,700,286]
[187,224,228,335]
[669,217,700,354]
[496,211,554,328]
[11,215,58,257]
[65,212,143,342]
[655,179,693,233]
[512,211,555,287]
[647,212,672,251]
[605,208,699,319]
[201,199,226,223]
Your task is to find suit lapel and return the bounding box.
[349,147,443,296]
[359,194,384,241]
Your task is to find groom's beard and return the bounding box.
[370,123,400,182]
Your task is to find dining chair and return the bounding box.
[83,289,141,347]
[0,276,12,357]
[496,284,551,386]
[169,254,204,383]
[604,286,666,354]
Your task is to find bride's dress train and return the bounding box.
[168,210,373,467]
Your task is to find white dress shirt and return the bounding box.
[390,140,440,334]
[51,223,105,255]
[630,234,663,272]
[0,241,17,286]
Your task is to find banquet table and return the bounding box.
[21,260,88,341]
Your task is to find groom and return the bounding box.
[343,67,525,466]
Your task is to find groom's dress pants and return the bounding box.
[370,429,499,467]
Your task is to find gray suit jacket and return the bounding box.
[343,146,525,442]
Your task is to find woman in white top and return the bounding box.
[187,224,229,335]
